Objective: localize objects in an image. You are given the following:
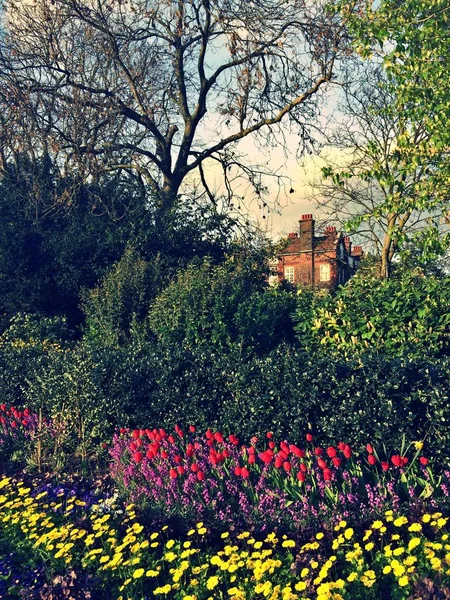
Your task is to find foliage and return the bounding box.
[148,257,296,354]
[334,0,450,265]
[312,63,442,278]
[294,270,450,359]
[0,163,144,332]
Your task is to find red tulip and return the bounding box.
[167,435,175,444]
[190,464,199,472]
[174,455,182,464]
[326,447,337,458]
[240,467,250,479]
[268,441,275,449]
[222,449,230,458]
[368,454,377,465]
[146,448,156,459]
[381,461,389,471]
[229,434,239,445]
[332,457,341,468]
[205,429,213,439]
[214,432,223,443]
[314,447,323,456]
[169,468,178,479]
[299,463,308,473]
[289,445,305,458]
[186,444,194,457]
[306,433,313,442]
[391,455,402,467]
[177,466,185,475]
[317,458,327,470]
[119,428,127,434]
[135,438,142,447]
[197,470,205,481]
[130,442,137,452]
[419,457,429,466]
[323,468,332,481]
[260,451,273,464]
[297,471,306,482]
[366,444,374,454]
[248,454,255,465]
[274,455,283,469]
[280,442,290,454]
[0,404,6,412]
[343,446,352,459]
[160,450,168,459]
[283,461,291,472]
[189,425,196,433]
[234,466,242,476]
[132,430,140,439]
[266,432,273,439]
[133,451,143,463]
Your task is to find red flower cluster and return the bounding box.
[0,404,33,430]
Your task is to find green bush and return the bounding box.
[148,258,296,354]
[294,269,450,359]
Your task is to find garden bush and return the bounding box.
[294,269,450,359]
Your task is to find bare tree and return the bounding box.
[308,63,444,278]
[0,0,358,219]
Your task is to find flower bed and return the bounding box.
[0,476,449,599]
[109,426,448,531]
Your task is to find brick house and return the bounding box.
[269,214,364,290]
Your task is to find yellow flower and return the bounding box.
[206,576,219,590]
[316,532,324,540]
[372,520,383,529]
[221,532,230,539]
[398,575,409,587]
[422,514,431,523]
[412,441,423,450]
[393,516,408,527]
[295,581,307,591]
[133,568,145,579]
[408,538,421,552]
[344,528,354,540]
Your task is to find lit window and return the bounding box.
[284,267,295,283]
[319,263,331,282]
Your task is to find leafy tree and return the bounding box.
[334,0,450,267]
[1,0,360,218]
[310,64,441,278]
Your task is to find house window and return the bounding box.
[284,266,295,283]
[319,263,331,282]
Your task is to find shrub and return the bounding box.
[294,269,450,359]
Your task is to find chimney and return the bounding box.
[344,236,352,254]
[352,245,363,257]
[325,226,337,236]
[288,232,298,239]
[299,214,314,250]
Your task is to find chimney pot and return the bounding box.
[288,232,298,238]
